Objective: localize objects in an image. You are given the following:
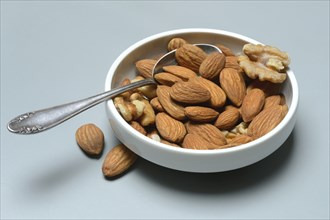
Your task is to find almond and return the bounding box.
[248,105,287,139]
[199,52,225,80]
[227,134,253,145]
[182,134,212,150]
[162,65,197,81]
[170,80,211,104]
[167,38,188,51]
[190,76,226,108]
[186,122,227,148]
[129,121,147,135]
[75,124,104,156]
[240,88,265,122]
[215,44,235,56]
[154,72,183,86]
[156,85,186,120]
[150,97,164,112]
[214,107,240,130]
[225,56,240,71]
[184,106,219,122]
[264,94,286,109]
[102,144,137,178]
[220,68,246,107]
[135,59,157,78]
[175,44,207,72]
[220,134,253,149]
[155,112,187,143]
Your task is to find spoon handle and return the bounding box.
[7,78,155,134]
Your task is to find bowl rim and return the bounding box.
[105,28,299,156]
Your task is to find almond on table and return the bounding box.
[75,123,104,156]
[102,144,137,178]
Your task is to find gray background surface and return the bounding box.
[1,1,329,219]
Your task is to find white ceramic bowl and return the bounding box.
[105,28,299,173]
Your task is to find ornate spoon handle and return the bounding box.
[7,78,155,134]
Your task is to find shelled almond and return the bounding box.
[113,38,290,150]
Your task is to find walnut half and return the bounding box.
[238,44,290,83]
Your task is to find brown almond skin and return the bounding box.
[129,121,147,136]
[241,88,265,122]
[135,59,157,78]
[75,124,104,156]
[186,122,227,148]
[184,106,219,123]
[162,65,197,81]
[175,44,207,72]
[190,77,226,108]
[215,44,235,56]
[170,80,211,104]
[155,112,187,143]
[199,52,226,80]
[214,108,241,130]
[102,144,137,178]
[182,134,211,150]
[225,56,240,70]
[248,105,287,139]
[220,134,253,149]
[220,68,246,107]
[150,97,164,112]
[228,134,253,146]
[154,72,183,86]
[264,94,286,109]
[167,38,188,51]
[156,85,186,120]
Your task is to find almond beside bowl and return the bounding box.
[105,28,299,173]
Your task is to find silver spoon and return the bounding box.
[7,44,221,134]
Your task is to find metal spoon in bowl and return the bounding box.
[7,44,221,134]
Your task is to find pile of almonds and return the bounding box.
[115,38,290,150]
[75,37,291,178]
